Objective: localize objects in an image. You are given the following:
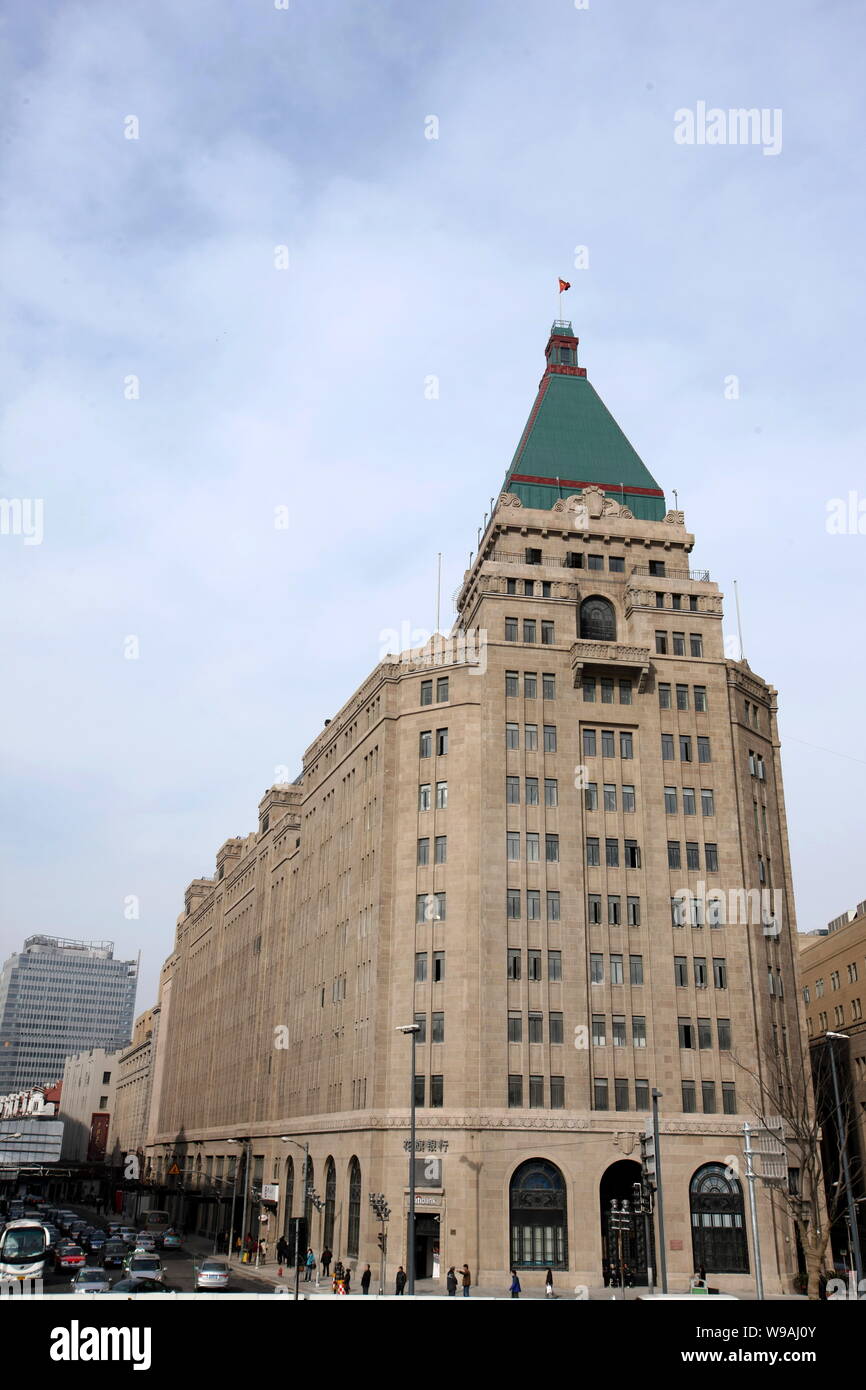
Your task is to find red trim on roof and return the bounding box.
[546,365,587,378]
[509,473,664,499]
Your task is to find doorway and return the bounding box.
[599,1159,653,1285]
[414,1213,440,1278]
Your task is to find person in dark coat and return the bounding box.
[446,1266,458,1296]
[321,1246,332,1277]
[461,1264,471,1296]
[361,1264,372,1294]
[509,1269,521,1299]
[545,1268,554,1299]
[343,1265,351,1294]
[395,1266,407,1294]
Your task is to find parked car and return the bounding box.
[54,1244,87,1273]
[111,1276,176,1294]
[124,1253,164,1283]
[195,1258,230,1291]
[72,1267,112,1294]
[102,1240,127,1269]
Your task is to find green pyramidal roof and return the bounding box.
[503,322,666,521]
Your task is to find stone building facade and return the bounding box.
[146,322,806,1292]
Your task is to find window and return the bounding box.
[702,1082,716,1114]
[420,730,432,757]
[694,685,707,712]
[527,890,540,921]
[436,676,449,703]
[686,842,700,870]
[585,781,598,811]
[649,560,665,577]
[672,594,682,611]
[507,831,520,861]
[664,786,677,814]
[633,1016,647,1048]
[655,631,668,654]
[523,619,536,643]
[508,1013,522,1043]
[672,896,687,927]
[543,725,557,752]
[601,729,615,758]
[592,1015,607,1046]
[627,896,641,926]
[506,670,519,697]
[668,841,681,870]
[529,1012,543,1044]
[507,889,521,920]
[625,840,641,868]
[690,633,703,658]
[661,734,674,760]
[580,597,616,641]
[629,954,644,985]
[701,789,714,816]
[603,783,617,812]
[697,737,711,763]
[433,951,445,982]
[550,1013,563,1044]
[420,679,433,706]
[547,891,560,920]
[525,546,541,565]
[619,680,632,704]
[583,678,596,703]
[415,952,428,982]
[566,550,583,569]
[541,621,554,645]
[605,838,619,868]
[545,834,560,863]
[679,735,692,762]
[678,1018,694,1049]
[694,957,707,987]
[435,728,448,755]
[831,971,840,991]
[524,672,537,698]
[594,1079,609,1110]
[682,1081,697,1112]
[622,784,636,813]
[609,555,625,572]
[543,673,556,699]
[614,1077,630,1111]
[419,783,431,811]
[431,1075,443,1108]
[526,776,539,804]
[508,948,521,980]
[590,953,604,984]
[525,724,538,750]
[586,837,600,866]
[588,554,603,571]
[548,951,562,981]
[435,835,447,864]
[506,775,520,804]
[656,592,665,609]
[722,1082,736,1114]
[620,732,633,759]
[713,958,727,989]
[417,837,430,865]
[526,832,540,862]
[436,781,448,808]
[528,950,541,981]
[848,962,859,983]
[588,894,602,924]
[608,895,621,926]
[414,1012,427,1042]
[689,596,699,613]
[524,580,535,596]
[705,843,718,872]
[505,617,518,641]
[610,954,624,985]
[676,684,689,710]
[658,682,671,709]
[506,722,519,749]
[600,677,614,704]
[508,1075,523,1107]
[550,1076,565,1109]
[583,729,597,757]
[507,578,517,595]
[675,957,688,986]
[717,1018,731,1050]
[431,1012,445,1043]
[414,1076,425,1106]
[697,1017,712,1049]
[635,1079,650,1109]
[672,632,685,656]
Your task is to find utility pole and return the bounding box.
[369,1192,391,1296]
[651,1090,668,1294]
[396,1024,421,1294]
[743,1123,765,1300]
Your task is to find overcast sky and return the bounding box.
[2,0,864,1010]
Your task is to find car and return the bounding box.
[71,1267,112,1294]
[54,1244,87,1273]
[161,1230,182,1250]
[102,1240,127,1269]
[118,1227,139,1247]
[106,1222,124,1236]
[111,1276,177,1294]
[124,1254,164,1283]
[132,1233,157,1252]
[85,1231,106,1254]
[195,1258,231,1291]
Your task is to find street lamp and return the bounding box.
[227,1138,252,1267]
[396,1023,421,1296]
[281,1137,310,1301]
[825,1032,864,1288]
[369,1192,391,1296]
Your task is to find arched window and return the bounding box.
[690,1163,749,1273]
[347,1157,361,1258]
[323,1157,337,1250]
[580,596,616,642]
[282,1156,294,1238]
[509,1158,568,1270]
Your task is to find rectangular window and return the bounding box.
[585,781,598,811]
[526,832,540,862]
[625,841,641,869]
[694,957,707,987]
[586,837,600,866]
[508,1075,523,1107]
[601,729,615,758]
[506,578,517,595]
[686,842,700,870]
[527,890,540,921]
[664,786,677,814]
[566,550,583,569]
[629,954,644,986]
[528,950,542,981]
[622,784,636,812]
[701,789,714,816]
[434,835,447,864]
[635,1078,650,1109]
[678,1018,694,1049]
[661,733,674,760]
[679,735,692,762]
[717,1018,731,1050]
[705,843,718,872]
[414,1075,425,1106]
[619,680,632,704]
[697,737,711,763]
[605,838,619,868]
[588,554,603,571]
[508,1013,522,1043]
[627,897,641,926]
[668,841,681,870]
[614,1077,630,1111]
[592,1015,607,1046]
[506,831,520,861]
[430,1075,443,1108]
[676,684,689,710]
[655,632,668,654]
[609,555,625,572]
[547,891,561,921]
[713,958,727,989]
[506,775,520,804]
[525,546,541,565]
[543,777,557,807]
[590,953,604,984]
[550,1076,565,1109]
[608,895,621,926]
[674,957,688,987]
[545,834,560,863]
[610,954,624,985]
[633,1016,647,1048]
[525,776,539,805]
[583,728,597,757]
[505,617,518,642]
[672,632,685,655]
[620,732,633,759]
[594,1079,609,1111]
[524,579,534,597]
[417,837,430,865]
[523,619,536,643]
[524,672,537,698]
[649,560,665,577]
[507,889,521,920]
[543,673,556,699]
[435,781,447,808]
[420,729,432,757]
[525,724,538,751]
[507,949,521,980]
[415,952,428,982]
[600,783,616,815]
[414,1012,427,1043]
[550,1013,563,1044]
[435,728,449,755]
[548,951,562,981]
[697,1017,712,1049]
[656,592,665,609]
[506,722,519,749]
[436,676,449,703]
[419,783,431,811]
[588,894,602,924]
[722,1082,736,1114]
[694,685,707,712]
[583,677,596,703]
[682,1081,697,1113]
[672,594,682,611]
[505,670,519,697]
[601,678,615,704]
[541,621,554,645]
[702,1081,716,1114]
[420,680,433,705]
[690,633,703,658]
[528,1012,543,1044]
[543,724,557,752]
[658,682,671,709]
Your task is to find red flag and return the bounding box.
[558,278,571,293]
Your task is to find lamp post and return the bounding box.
[651,1088,668,1294]
[227,1139,251,1266]
[282,1137,309,1301]
[396,1023,421,1295]
[369,1192,391,1296]
[825,1032,864,1290]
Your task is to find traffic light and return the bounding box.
[641,1128,656,1186]
[377,1231,387,1252]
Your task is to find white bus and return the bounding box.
[0,1220,49,1282]
[140,1208,171,1239]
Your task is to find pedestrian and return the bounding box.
[304,1248,315,1282]
[260,1237,268,1263]
[602,1259,610,1288]
[545,1268,554,1299]
[321,1246,332,1277]
[395,1265,407,1295]
[509,1269,521,1299]
[361,1264,371,1295]
[343,1265,351,1294]
[446,1266,458,1296]
[277,1236,288,1265]
[461,1264,471,1297]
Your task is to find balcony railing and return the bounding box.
[630,565,710,583]
[488,550,570,568]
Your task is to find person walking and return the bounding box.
[343,1265,351,1294]
[461,1264,471,1297]
[259,1237,268,1264]
[361,1264,372,1294]
[544,1268,554,1299]
[446,1266,458,1296]
[276,1236,288,1266]
[509,1269,521,1299]
[395,1265,407,1295]
[321,1246,332,1277]
[304,1248,315,1282]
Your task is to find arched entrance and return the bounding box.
[690,1164,749,1273]
[323,1157,336,1250]
[509,1159,568,1270]
[599,1159,653,1286]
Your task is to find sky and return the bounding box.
[1,0,865,1010]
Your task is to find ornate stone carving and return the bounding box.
[664,510,685,525]
[499,492,523,508]
[552,488,633,521]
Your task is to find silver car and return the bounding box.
[195,1258,230,1291]
[72,1267,112,1294]
[125,1253,164,1283]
